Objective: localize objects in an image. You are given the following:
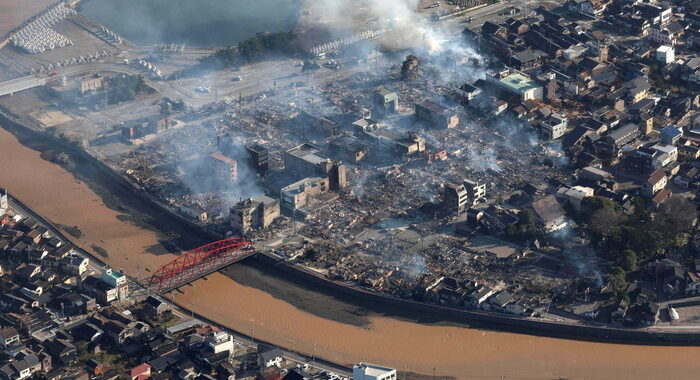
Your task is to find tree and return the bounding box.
[505,209,541,243]
[589,207,626,239]
[653,196,697,248]
[172,99,186,111]
[135,75,148,93]
[621,226,663,259]
[581,196,621,222]
[608,266,627,295]
[631,196,650,222]
[620,249,638,272]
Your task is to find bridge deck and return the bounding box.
[147,237,254,293]
[0,75,48,97]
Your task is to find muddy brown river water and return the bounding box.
[1,126,700,379]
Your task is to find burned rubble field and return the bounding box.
[108,57,575,312]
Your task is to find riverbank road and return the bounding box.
[440,0,568,34]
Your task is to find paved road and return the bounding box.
[441,0,566,34]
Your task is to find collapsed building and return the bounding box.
[328,135,368,163]
[120,118,175,144]
[362,130,426,157]
[401,55,420,81]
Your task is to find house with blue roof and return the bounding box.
[661,125,683,144]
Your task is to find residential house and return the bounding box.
[44,339,77,365]
[258,347,284,368]
[661,125,683,145]
[642,168,667,198]
[0,327,20,348]
[143,296,169,316]
[531,195,568,232]
[130,363,151,380]
[60,255,88,276]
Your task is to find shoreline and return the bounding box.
[2,109,700,346]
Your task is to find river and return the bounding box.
[1,125,700,379]
[79,0,301,47]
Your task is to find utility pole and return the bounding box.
[250,319,256,346]
[312,342,316,368]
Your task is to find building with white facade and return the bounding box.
[353,363,397,380]
[0,187,7,216]
[540,113,568,140]
[656,45,675,64]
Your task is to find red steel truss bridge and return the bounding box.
[148,237,255,293]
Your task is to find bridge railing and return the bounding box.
[147,237,254,293]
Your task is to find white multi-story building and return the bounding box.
[652,143,678,166]
[540,113,569,140]
[0,187,7,216]
[353,363,397,380]
[648,25,675,45]
[656,45,675,64]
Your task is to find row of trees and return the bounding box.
[581,195,696,263]
[176,32,303,78]
[504,209,543,243]
[107,74,150,104]
[580,195,697,295]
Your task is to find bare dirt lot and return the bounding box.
[29,107,74,127]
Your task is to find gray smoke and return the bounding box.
[309,0,488,79]
[177,131,263,218]
[468,147,501,172]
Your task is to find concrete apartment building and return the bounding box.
[485,70,543,101]
[444,183,469,215]
[230,195,280,233]
[353,363,397,380]
[245,144,270,174]
[209,153,238,184]
[414,100,459,129]
[79,74,103,94]
[464,179,487,202]
[280,177,329,213]
[101,268,129,301]
[0,187,7,216]
[540,113,568,140]
[284,143,347,190]
[373,86,398,117]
